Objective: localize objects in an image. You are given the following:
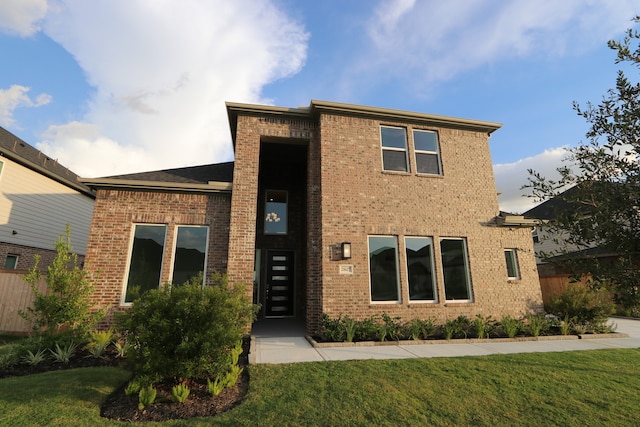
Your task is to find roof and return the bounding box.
[226,99,502,144]
[81,162,234,193]
[0,126,94,198]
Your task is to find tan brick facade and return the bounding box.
[85,100,542,332]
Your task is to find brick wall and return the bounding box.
[85,189,231,325]
[314,112,542,326]
[0,241,85,272]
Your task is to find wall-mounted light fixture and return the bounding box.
[341,242,352,260]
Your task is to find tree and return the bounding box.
[525,16,640,314]
[20,225,103,340]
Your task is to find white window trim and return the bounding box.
[380,126,410,173]
[412,129,442,175]
[504,248,520,280]
[121,223,167,306]
[440,237,473,303]
[168,225,210,286]
[368,235,402,304]
[404,236,438,303]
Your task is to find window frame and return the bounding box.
[404,236,438,302]
[368,235,402,303]
[170,225,209,287]
[4,254,18,269]
[380,126,410,172]
[412,129,442,175]
[504,249,520,280]
[440,237,473,302]
[122,223,168,304]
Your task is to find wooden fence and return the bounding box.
[538,274,589,306]
[0,270,47,334]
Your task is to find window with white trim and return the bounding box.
[4,254,18,269]
[172,226,209,286]
[504,249,520,280]
[380,126,409,172]
[440,238,472,301]
[124,224,167,303]
[368,236,401,302]
[413,129,442,175]
[405,237,437,301]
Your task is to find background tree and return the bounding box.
[525,16,640,315]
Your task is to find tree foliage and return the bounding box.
[525,16,640,313]
[20,225,103,340]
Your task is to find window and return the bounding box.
[532,227,539,244]
[172,226,208,286]
[265,190,287,235]
[124,224,167,303]
[368,236,400,302]
[405,237,437,301]
[413,129,442,175]
[504,249,520,280]
[440,238,472,301]
[380,126,409,172]
[4,254,18,269]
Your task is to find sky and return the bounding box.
[0,0,638,213]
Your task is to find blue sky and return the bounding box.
[0,0,637,212]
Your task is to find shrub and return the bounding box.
[317,314,345,342]
[499,316,523,338]
[471,315,495,339]
[545,284,615,328]
[85,329,113,358]
[407,318,436,340]
[354,316,378,341]
[443,316,470,340]
[343,316,357,342]
[171,383,190,403]
[526,313,550,337]
[21,348,47,366]
[116,273,255,380]
[138,386,157,410]
[379,312,406,341]
[49,342,78,364]
[20,225,104,341]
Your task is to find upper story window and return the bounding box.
[413,130,442,175]
[265,190,287,235]
[380,126,409,172]
[532,227,539,244]
[504,249,520,280]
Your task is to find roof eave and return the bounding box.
[80,178,233,193]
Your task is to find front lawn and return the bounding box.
[1,349,639,426]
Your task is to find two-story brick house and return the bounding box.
[82,100,542,332]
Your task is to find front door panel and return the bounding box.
[265,250,294,317]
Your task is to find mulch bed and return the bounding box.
[0,340,250,423]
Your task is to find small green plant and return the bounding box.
[354,316,378,341]
[207,377,225,396]
[407,318,436,340]
[559,317,572,335]
[443,316,470,340]
[85,329,113,358]
[0,352,19,370]
[318,314,345,342]
[124,382,140,396]
[224,364,243,387]
[379,312,405,341]
[344,316,357,342]
[500,316,523,338]
[114,339,131,358]
[138,386,157,410]
[471,315,494,339]
[21,348,47,366]
[526,313,549,337]
[171,383,190,403]
[49,342,77,364]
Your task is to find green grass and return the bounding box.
[1,349,639,426]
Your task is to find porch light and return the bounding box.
[341,242,352,260]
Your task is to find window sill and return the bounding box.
[415,172,444,179]
[369,301,402,306]
[381,170,411,176]
[408,302,439,308]
[443,301,474,307]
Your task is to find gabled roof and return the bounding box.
[81,162,234,193]
[0,126,94,198]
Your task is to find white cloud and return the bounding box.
[365,0,638,86]
[494,147,570,214]
[32,0,308,177]
[0,85,52,127]
[0,0,47,37]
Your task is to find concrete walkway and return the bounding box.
[249,317,640,364]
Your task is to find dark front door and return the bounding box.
[265,250,294,317]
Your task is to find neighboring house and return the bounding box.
[82,100,542,332]
[0,127,95,270]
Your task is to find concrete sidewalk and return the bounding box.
[249,317,640,364]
